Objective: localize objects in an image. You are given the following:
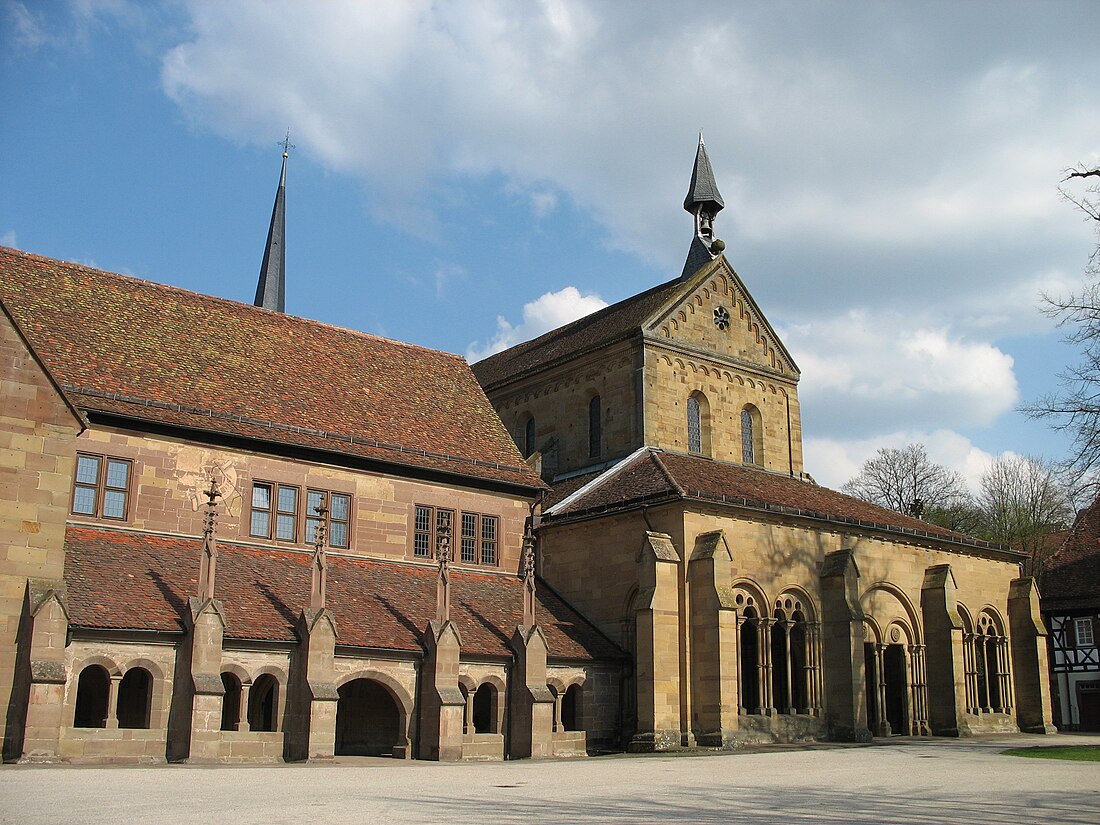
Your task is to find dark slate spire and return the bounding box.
[683,133,725,214]
[680,134,727,279]
[255,137,290,312]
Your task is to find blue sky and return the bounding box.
[2,0,1098,493]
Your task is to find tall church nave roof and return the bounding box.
[0,246,542,490]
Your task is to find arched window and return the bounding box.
[472,683,496,734]
[220,672,242,732]
[522,416,536,458]
[971,612,1009,714]
[687,391,710,455]
[687,396,702,453]
[741,405,762,465]
[74,665,110,728]
[588,395,601,458]
[117,667,152,729]
[562,684,582,731]
[248,674,279,732]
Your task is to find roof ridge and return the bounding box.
[65,385,535,475]
[473,275,684,367]
[0,245,466,362]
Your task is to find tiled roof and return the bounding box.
[472,277,685,388]
[548,449,1014,554]
[0,247,542,490]
[63,526,622,661]
[1042,494,1100,611]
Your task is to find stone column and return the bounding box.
[509,624,554,759]
[1007,578,1056,734]
[17,582,69,762]
[760,618,775,716]
[419,620,465,761]
[630,532,682,752]
[875,644,888,736]
[818,550,871,742]
[687,531,739,747]
[182,596,227,763]
[294,608,339,760]
[920,564,969,736]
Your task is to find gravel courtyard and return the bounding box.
[2,733,1098,825]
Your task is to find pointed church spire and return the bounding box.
[680,133,727,279]
[255,132,292,312]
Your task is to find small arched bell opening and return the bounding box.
[116,667,152,729]
[74,665,110,729]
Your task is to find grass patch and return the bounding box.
[1002,745,1100,761]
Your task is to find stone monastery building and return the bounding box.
[0,140,1055,763]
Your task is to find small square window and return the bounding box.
[70,453,132,520]
[1075,617,1095,648]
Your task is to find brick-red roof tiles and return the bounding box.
[472,277,685,388]
[1042,494,1100,611]
[550,449,1012,554]
[0,247,541,489]
[63,526,621,661]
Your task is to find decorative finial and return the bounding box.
[521,520,537,628]
[435,519,452,624]
[198,475,222,601]
[278,128,295,159]
[310,494,329,610]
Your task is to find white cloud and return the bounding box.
[805,429,999,494]
[7,2,47,51]
[466,286,607,362]
[0,230,17,248]
[782,310,1018,438]
[529,190,558,219]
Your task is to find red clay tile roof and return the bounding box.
[63,526,622,661]
[472,277,685,388]
[1042,494,1100,611]
[548,449,1015,555]
[0,247,542,490]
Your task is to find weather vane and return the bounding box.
[278,129,295,157]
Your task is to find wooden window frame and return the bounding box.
[71,452,133,521]
[250,481,300,542]
[413,505,454,560]
[251,483,353,548]
[1075,617,1095,648]
[458,511,499,567]
[306,489,353,550]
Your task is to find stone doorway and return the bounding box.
[335,678,401,756]
[883,644,908,735]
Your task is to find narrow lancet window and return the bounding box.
[687,396,702,454]
[588,395,601,458]
[741,409,755,464]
